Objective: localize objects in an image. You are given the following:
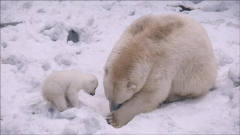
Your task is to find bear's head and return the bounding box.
[103,66,142,112]
[104,37,152,112]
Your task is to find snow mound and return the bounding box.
[200,2,229,12]
[215,49,233,67]
[228,63,240,87]
[1,55,29,72]
[40,22,67,42]
[62,107,108,135]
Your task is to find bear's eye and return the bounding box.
[127,81,136,91]
[105,68,108,75]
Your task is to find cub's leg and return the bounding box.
[66,86,80,108]
[107,79,171,128]
[52,94,68,112]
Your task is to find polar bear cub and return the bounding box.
[104,14,217,128]
[42,70,98,112]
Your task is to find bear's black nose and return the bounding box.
[90,92,95,96]
[110,102,122,112]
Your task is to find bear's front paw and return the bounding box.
[106,112,122,128]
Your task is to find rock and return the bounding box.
[178,5,194,12]
[67,30,79,43]
[0,21,23,28]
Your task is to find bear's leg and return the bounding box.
[165,94,185,103]
[107,80,171,128]
[169,61,216,101]
[52,95,68,112]
[66,88,80,108]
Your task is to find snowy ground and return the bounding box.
[1,1,239,134]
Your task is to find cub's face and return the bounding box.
[103,67,137,112]
[84,77,98,96]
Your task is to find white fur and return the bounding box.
[42,70,98,112]
[104,14,217,128]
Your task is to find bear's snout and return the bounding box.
[110,102,122,112]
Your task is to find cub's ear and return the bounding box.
[127,81,136,91]
[90,79,95,84]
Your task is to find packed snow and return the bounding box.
[1,1,239,134]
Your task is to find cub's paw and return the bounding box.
[106,112,121,128]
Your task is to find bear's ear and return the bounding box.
[127,81,136,91]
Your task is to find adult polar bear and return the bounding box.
[104,14,217,128]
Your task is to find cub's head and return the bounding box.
[84,75,98,96]
[103,67,138,112]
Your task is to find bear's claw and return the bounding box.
[106,112,119,128]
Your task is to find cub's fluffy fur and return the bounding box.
[42,70,98,112]
[104,14,217,128]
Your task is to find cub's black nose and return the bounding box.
[90,92,95,96]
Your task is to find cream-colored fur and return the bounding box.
[104,14,217,128]
[42,70,98,112]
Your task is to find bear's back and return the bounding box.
[106,14,214,80]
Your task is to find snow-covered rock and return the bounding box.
[40,22,67,42]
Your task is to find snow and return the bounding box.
[229,62,240,87]
[1,1,239,134]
